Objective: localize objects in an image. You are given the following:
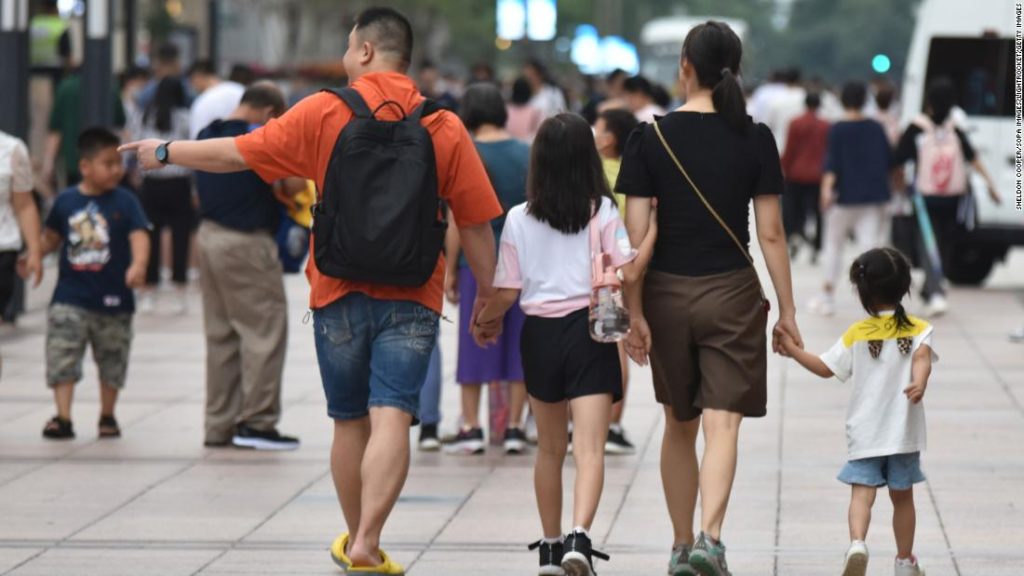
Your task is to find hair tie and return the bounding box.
[720,67,732,78]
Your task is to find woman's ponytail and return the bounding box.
[713,67,747,133]
[682,21,748,133]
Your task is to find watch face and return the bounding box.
[156,144,168,163]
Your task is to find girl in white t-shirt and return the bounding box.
[781,247,935,576]
[474,113,655,576]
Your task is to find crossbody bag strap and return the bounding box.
[652,121,768,302]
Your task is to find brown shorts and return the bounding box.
[644,267,768,422]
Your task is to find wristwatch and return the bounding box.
[155,141,172,165]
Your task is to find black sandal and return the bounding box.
[42,416,75,440]
[98,415,121,438]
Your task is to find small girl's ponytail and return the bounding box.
[892,302,914,332]
[850,248,915,330]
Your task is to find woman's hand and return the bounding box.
[772,314,803,356]
[625,315,652,366]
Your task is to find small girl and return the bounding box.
[781,247,935,576]
[474,113,655,576]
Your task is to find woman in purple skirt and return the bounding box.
[444,84,530,455]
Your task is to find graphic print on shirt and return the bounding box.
[66,202,111,271]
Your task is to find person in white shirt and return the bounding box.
[781,247,935,576]
[523,59,567,119]
[188,60,246,139]
[765,68,807,155]
[0,131,43,318]
[623,75,667,123]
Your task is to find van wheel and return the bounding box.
[946,242,997,286]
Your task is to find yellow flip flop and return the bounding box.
[330,533,354,570]
[330,533,405,575]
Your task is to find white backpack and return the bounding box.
[913,114,968,196]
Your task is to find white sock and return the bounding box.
[851,539,866,546]
[609,423,623,434]
[572,526,589,537]
[895,556,916,567]
[542,536,562,544]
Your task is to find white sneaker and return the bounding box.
[926,294,948,318]
[138,293,155,314]
[894,556,925,576]
[809,294,836,317]
[842,541,868,576]
[169,290,188,316]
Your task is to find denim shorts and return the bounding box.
[313,293,439,423]
[838,452,926,490]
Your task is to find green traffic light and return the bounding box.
[872,54,892,74]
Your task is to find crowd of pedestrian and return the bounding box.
[0,4,1019,576]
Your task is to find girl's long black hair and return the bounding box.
[681,21,748,133]
[850,247,915,331]
[144,77,187,133]
[526,113,615,235]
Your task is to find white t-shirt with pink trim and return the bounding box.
[494,197,636,318]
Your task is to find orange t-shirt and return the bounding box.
[236,72,502,313]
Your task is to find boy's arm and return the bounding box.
[820,171,837,212]
[904,344,933,404]
[781,335,835,378]
[40,228,62,256]
[444,207,461,304]
[125,230,151,289]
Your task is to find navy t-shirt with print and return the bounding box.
[45,186,150,313]
[822,119,892,205]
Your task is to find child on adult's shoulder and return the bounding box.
[780,247,935,576]
[38,127,151,441]
[471,113,655,576]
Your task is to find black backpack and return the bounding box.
[312,88,447,287]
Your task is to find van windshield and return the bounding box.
[924,37,1014,118]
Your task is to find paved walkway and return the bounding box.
[1,248,1022,576]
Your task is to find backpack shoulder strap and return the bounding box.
[322,87,373,119]
[408,98,448,122]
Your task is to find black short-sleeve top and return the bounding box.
[616,111,784,277]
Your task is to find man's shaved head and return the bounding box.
[353,7,414,71]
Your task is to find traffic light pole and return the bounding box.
[0,0,30,140]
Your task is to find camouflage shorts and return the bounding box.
[46,303,133,389]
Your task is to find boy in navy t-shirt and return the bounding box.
[40,128,150,440]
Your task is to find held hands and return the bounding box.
[772,314,803,357]
[118,139,164,171]
[16,252,43,288]
[125,264,147,289]
[819,189,836,213]
[903,380,927,404]
[624,315,652,366]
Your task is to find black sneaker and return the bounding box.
[444,426,485,455]
[528,538,565,576]
[504,427,528,454]
[604,425,635,455]
[232,424,300,451]
[418,423,441,452]
[562,530,610,576]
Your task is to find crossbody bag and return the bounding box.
[652,121,771,313]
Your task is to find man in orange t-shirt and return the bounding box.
[121,8,503,572]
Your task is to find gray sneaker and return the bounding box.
[668,543,697,575]
[688,533,731,576]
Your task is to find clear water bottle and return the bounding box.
[589,253,630,343]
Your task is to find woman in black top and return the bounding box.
[617,21,801,575]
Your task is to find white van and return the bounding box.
[900,0,1022,284]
